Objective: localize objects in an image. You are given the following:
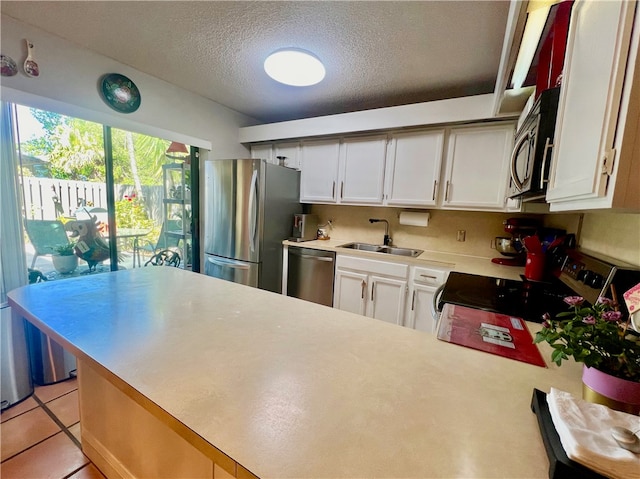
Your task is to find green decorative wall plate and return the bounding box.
[100,73,141,113]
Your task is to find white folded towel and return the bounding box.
[547,388,640,479]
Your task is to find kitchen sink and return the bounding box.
[339,242,382,252]
[381,246,423,257]
[337,242,423,258]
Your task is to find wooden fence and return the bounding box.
[21,177,162,222]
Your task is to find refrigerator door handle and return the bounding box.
[207,256,251,270]
[248,168,258,253]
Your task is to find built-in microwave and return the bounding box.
[507,87,561,201]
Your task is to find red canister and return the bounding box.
[524,252,546,281]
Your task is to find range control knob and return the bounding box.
[588,273,604,289]
[582,270,597,285]
[578,269,590,283]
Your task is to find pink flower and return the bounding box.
[596,297,613,305]
[582,316,596,325]
[542,320,551,328]
[563,296,584,307]
[602,311,622,322]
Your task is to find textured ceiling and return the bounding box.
[1,1,511,123]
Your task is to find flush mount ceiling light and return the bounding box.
[264,48,325,87]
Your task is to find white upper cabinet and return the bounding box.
[441,123,514,210]
[299,139,341,202]
[251,142,300,169]
[269,122,517,211]
[339,135,388,204]
[300,135,387,205]
[250,144,273,163]
[274,142,301,170]
[547,0,639,210]
[384,130,445,207]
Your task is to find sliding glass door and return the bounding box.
[13,104,194,281]
[16,105,114,276]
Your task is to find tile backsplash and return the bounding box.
[579,212,640,266]
[309,205,582,259]
[309,205,639,266]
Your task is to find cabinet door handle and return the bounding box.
[445,181,451,202]
[371,282,375,301]
[300,255,333,262]
[361,280,366,299]
[411,290,416,311]
[432,180,437,201]
[540,137,553,189]
[207,257,250,269]
[341,181,344,199]
[332,181,336,198]
[420,274,437,280]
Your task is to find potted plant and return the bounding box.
[51,242,78,274]
[534,296,640,413]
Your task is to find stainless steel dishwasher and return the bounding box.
[287,246,335,307]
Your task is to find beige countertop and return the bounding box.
[8,268,582,478]
[284,238,526,280]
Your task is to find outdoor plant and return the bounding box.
[115,193,154,230]
[534,296,640,382]
[52,242,76,256]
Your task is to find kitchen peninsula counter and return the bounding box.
[283,238,526,280]
[8,268,582,478]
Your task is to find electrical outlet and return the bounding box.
[456,230,466,242]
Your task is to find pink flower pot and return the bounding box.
[582,365,640,414]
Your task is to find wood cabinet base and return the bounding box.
[77,359,249,479]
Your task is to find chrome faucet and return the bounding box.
[369,218,391,246]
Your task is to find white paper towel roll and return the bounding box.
[399,211,430,227]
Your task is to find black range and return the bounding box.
[439,271,573,323]
[440,249,640,323]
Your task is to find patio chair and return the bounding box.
[140,220,182,256]
[144,249,181,267]
[24,219,72,268]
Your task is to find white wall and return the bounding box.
[0,14,253,158]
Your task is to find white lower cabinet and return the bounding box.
[368,275,408,324]
[406,266,450,333]
[334,269,368,316]
[334,255,408,326]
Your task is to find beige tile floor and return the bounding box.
[0,377,105,479]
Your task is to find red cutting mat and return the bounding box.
[437,303,547,368]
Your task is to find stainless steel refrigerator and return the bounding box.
[203,159,301,293]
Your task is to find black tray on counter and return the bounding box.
[530,389,606,479]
